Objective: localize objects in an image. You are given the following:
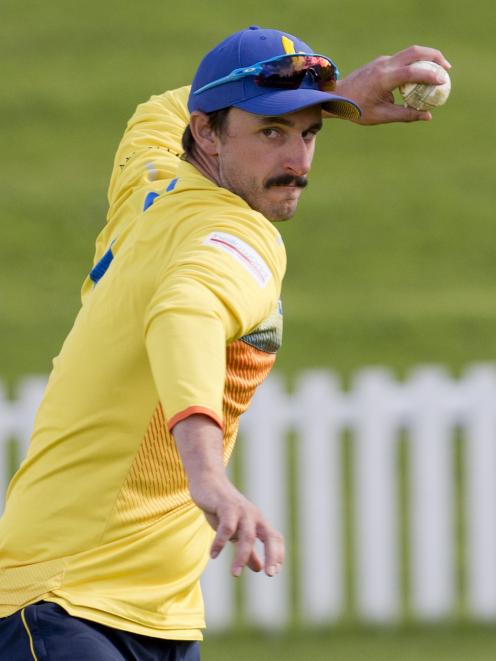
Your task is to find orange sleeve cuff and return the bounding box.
[167,406,224,433]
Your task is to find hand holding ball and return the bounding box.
[399,60,451,111]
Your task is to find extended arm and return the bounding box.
[144,211,286,577]
[173,414,285,577]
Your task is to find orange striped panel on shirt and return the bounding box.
[111,338,277,531]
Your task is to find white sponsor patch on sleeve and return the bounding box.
[204,232,272,288]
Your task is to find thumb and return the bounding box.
[363,103,432,125]
[393,105,433,123]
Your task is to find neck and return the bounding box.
[184,148,221,188]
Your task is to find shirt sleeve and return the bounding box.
[82,86,192,304]
[144,224,282,431]
[107,86,191,211]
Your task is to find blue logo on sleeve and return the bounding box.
[143,191,160,211]
[166,178,178,192]
[89,246,114,284]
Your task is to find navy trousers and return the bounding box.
[0,602,200,660]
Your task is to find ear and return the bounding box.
[189,112,221,156]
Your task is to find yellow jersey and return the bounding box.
[0,88,286,640]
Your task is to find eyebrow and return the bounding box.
[258,115,323,133]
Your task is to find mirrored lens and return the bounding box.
[255,55,337,91]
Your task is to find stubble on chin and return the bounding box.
[244,189,301,222]
[264,202,298,222]
[263,188,303,221]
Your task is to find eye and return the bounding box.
[261,127,280,139]
[302,129,318,142]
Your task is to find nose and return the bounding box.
[283,136,313,177]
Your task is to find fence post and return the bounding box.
[352,368,401,622]
[0,376,47,513]
[201,547,234,631]
[462,364,496,618]
[407,367,455,620]
[0,381,14,514]
[12,377,47,459]
[239,375,291,629]
[293,370,345,624]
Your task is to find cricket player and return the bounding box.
[0,26,450,660]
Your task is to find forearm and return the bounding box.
[173,414,228,505]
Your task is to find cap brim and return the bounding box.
[233,88,361,120]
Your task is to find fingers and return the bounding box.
[208,503,285,578]
[231,517,257,577]
[230,519,285,578]
[210,510,238,560]
[384,61,450,93]
[247,548,263,573]
[389,45,452,70]
[258,524,285,577]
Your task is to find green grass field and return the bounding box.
[203,625,496,661]
[2,0,496,657]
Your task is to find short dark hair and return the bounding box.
[181,108,231,159]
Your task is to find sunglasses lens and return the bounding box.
[256,55,337,91]
[255,70,306,89]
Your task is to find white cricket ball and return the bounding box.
[399,60,451,111]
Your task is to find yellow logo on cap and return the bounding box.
[281,36,296,54]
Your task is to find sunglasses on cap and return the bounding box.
[193,52,339,96]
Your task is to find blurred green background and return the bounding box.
[2,0,495,658]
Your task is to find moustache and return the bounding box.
[265,174,308,189]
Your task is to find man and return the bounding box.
[0,26,449,660]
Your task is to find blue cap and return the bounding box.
[188,26,361,119]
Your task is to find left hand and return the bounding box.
[331,45,451,125]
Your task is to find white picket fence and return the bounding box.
[2,364,496,629]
